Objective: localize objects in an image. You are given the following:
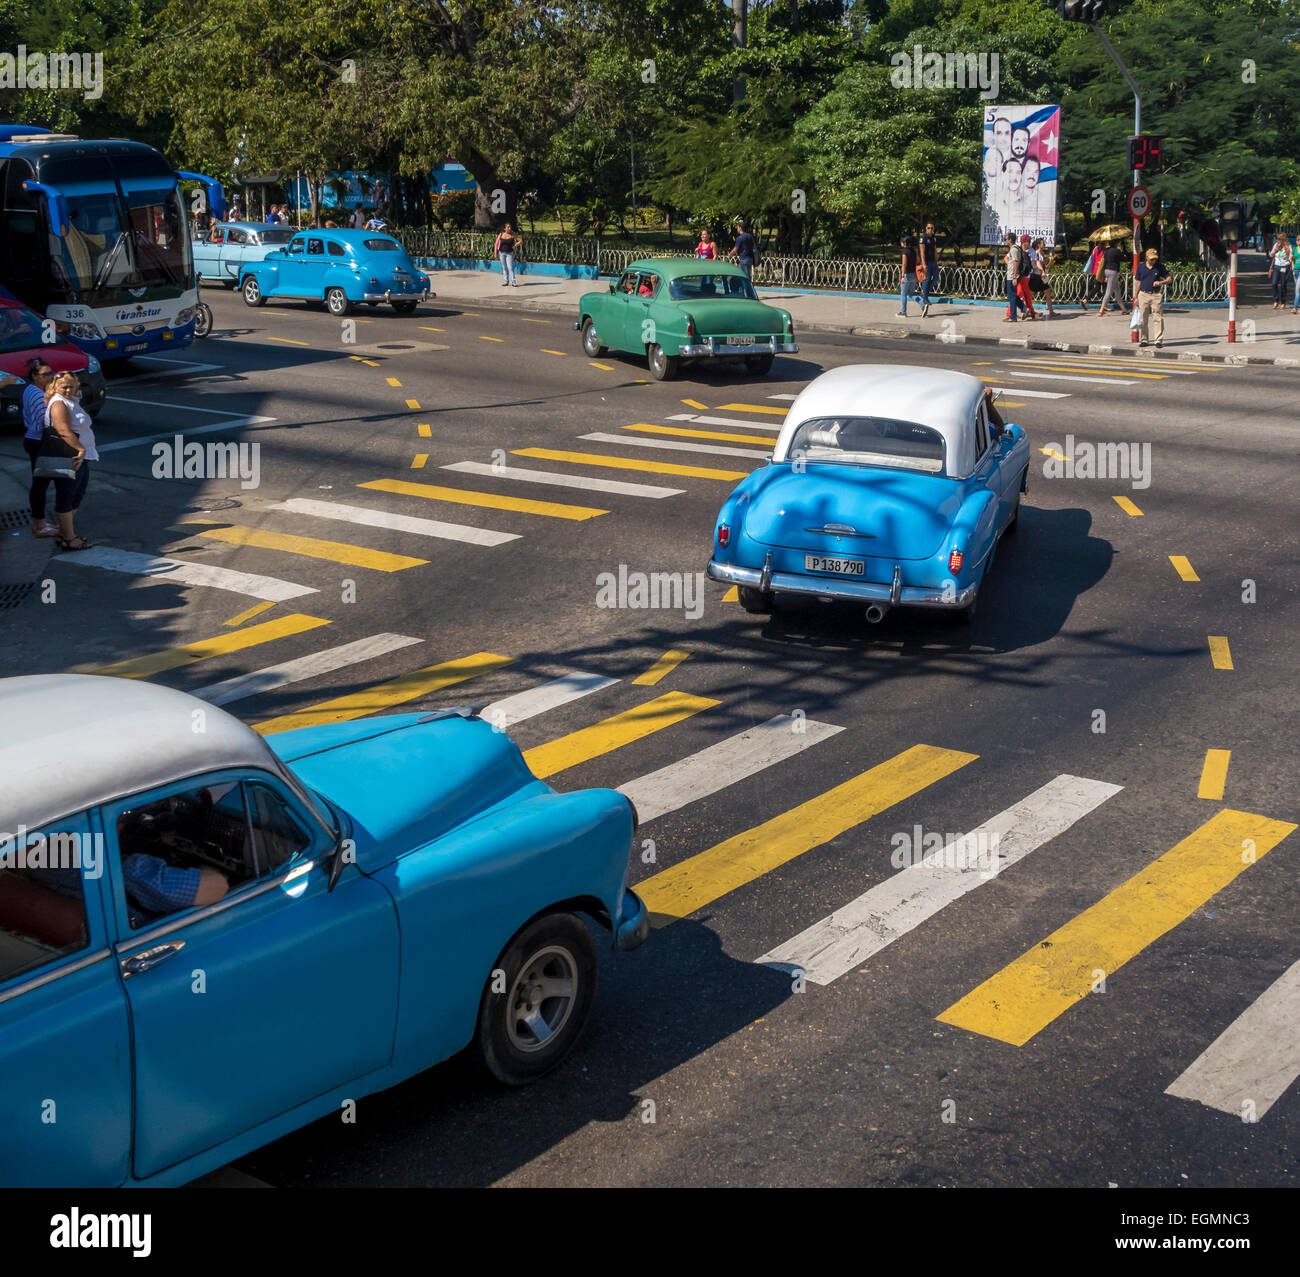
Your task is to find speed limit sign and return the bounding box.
[1127,185,1151,219]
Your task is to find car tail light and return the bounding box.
[717,523,730,547]
[686,315,697,338]
[369,277,379,286]
[948,549,964,574]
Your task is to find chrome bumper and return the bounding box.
[362,288,433,302]
[678,336,798,357]
[706,558,976,609]
[615,889,650,952]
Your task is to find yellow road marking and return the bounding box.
[1005,362,1169,380]
[386,377,402,387]
[199,525,427,572]
[521,318,551,324]
[1198,750,1231,801]
[360,478,606,520]
[417,424,432,438]
[681,398,709,410]
[540,349,567,356]
[358,358,380,367]
[480,335,505,343]
[715,402,787,415]
[998,402,1026,408]
[461,312,480,317]
[92,613,329,680]
[253,652,514,736]
[223,600,275,628]
[418,326,446,333]
[627,422,775,446]
[722,586,739,602]
[971,361,993,366]
[512,447,747,481]
[1207,636,1233,670]
[634,649,691,687]
[589,361,615,370]
[633,379,650,384]
[1113,495,1143,516]
[267,336,310,347]
[937,809,1297,1046]
[523,691,716,780]
[405,398,421,411]
[1039,445,1068,462]
[1169,555,1199,582]
[411,454,428,469]
[638,744,977,925]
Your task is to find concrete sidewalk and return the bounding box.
[424,266,1300,367]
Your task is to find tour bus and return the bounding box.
[0,125,224,362]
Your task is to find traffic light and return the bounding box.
[1127,135,1164,170]
[1047,1,1107,20]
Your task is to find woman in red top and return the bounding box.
[696,230,716,260]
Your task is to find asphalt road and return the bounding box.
[4,285,1297,1187]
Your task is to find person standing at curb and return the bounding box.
[1291,235,1300,314]
[1267,232,1293,309]
[1135,246,1172,348]
[919,222,939,317]
[13,358,59,537]
[495,222,520,287]
[732,220,757,278]
[1097,239,1124,315]
[898,234,921,317]
[42,372,97,552]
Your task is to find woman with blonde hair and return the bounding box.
[42,371,97,551]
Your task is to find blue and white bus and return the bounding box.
[0,125,224,361]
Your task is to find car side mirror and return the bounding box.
[609,282,616,293]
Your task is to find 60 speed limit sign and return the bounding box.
[1127,186,1151,219]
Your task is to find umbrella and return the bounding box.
[1089,224,1133,243]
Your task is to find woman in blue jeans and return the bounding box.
[495,223,519,287]
[5,357,60,537]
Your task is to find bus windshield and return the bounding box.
[56,186,191,295]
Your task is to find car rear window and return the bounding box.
[786,416,946,474]
[668,273,757,301]
[0,303,47,355]
[362,238,400,251]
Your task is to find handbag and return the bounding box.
[34,424,79,479]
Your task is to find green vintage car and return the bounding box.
[573,258,798,380]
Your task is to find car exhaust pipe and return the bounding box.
[865,604,887,624]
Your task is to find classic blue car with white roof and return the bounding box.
[239,229,432,315]
[0,675,647,1187]
[707,365,1030,623]
[192,221,298,287]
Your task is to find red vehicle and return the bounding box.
[0,292,107,428]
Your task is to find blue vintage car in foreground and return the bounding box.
[240,229,432,315]
[0,675,647,1187]
[192,221,298,287]
[707,365,1030,623]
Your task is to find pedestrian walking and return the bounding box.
[1002,232,1024,321]
[1016,235,1039,319]
[1097,240,1124,315]
[41,372,97,551]
[495,222,520,286]
[1030,238,1056,317]
[1267,232,1293,309]
[919,222,939,317]
[350,206,365,229]
[1135,247,1172,347]
[732,220,757,278]
[11,358,59,537]
[1291,236,1300,314]
[1080,242,1105,309]
[696,229,717,260]
[897,234,921,317]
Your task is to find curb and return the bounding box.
[436,292,1300,368]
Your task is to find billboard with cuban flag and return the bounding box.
[980,104,1060,245]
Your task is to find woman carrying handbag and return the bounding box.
[38,372,97,551]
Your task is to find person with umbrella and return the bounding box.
[1091,225,1129,317]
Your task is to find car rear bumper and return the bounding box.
[678,336,798,357]
[361,289,434,303]
[615,889,650,951]
[706,558,976,609]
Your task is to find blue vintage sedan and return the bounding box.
[239,229,432,315]
[0,675,647,1187]
[707,365,1030,623]
[192,222,298,288]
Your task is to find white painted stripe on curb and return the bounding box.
[193,634,423,705]
[579,432,770,460]
[756,774,1122,985]
[270,497,520,546]
[1165,959,1300,1121]
[618,714,842,824]
[60,547,317,601]
[443,461,682,498]
[484,670,619,729]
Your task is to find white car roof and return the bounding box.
[0,675,292,832]
[773,364,986,478]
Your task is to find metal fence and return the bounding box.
[393,228,1228,303]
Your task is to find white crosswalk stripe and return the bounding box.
[617,714,843,824]
[767,393,800,400]
[443,461,682,498]
[270,497,520,546]
[755,774,1122,985]
[986,386,1071,399]
[580,432,769,459]
[994,369,1139,386]
[60,547,317,601]
[484,671,619,729]
[666,413,783,431]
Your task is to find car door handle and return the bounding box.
[120,941,186,977]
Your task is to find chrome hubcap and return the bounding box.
[505,945,577,1053]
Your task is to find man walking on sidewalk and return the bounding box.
[898,235,921,317]
[919,222,939,317]
[1135,247,1172,347]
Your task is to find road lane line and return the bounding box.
[1165,959,1300,1120]
[97,412,277,453]
[411,454,428,468]
[1112,496,1144,516]
[1208,636,1233,670]
[253,652,514,735]
[633,649,691,686]
[715,402,788,415]
[483,671,619,729]
[578,432,768,460]
[1004,357,1208,374]
[418,326,446,332]
[442,460,681,499]
[267,336,310,347]
[666,413,783,432]
[1002,361,1167,380]
[194,634,423,706]
[1039,446,1068,462]
[975,380,1071,399]
[995,371,1139,386]
[619,714,843,824]
[360,478,607,521]
[224,601,275,627]
[757,775,1122,985]
[523,691,718,780]
[270,497,521,547]
[627,423,776,446]
[386,377,402,387]
[937,809,1297,1046]
[722,586,739,602]
[417,424,432,437]
[1198,749,1231,800]
[59,547,317,601]
[515,447,749,480]
[198,525,428,573]
[681,398,709,410]
[540,349,567,356]
[521,318,551,324]
[405,398,421,411]
[637,744,978,926]
[479,335,505,342]
[589,361,615,370]
[90,613,330,680]
[767,393,800,400]
[1169,555,1199,582]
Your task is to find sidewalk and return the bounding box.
[422,265,1300,367]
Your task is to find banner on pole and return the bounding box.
[980,104,1060,245]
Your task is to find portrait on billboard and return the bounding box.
[980,104,1060,245]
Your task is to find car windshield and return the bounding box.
[786,416,947,474]
[363,238,400,251]
[668,273,757,301]
[0,303,48,354]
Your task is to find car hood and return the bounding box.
[743,464,960,559]
[680,297,786,335]
[267,712,551,872]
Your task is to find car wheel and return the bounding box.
[647,343,679,381]
[474,913,596,1086]
[392,300,418,314]
[241,277,264,307]
[744,354,774,375]
[581,317,606,356]
[737,586,774,614]
[326,287,353,316]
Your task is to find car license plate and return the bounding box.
[805,554,865,576]
[728,336,755,347]
[125,342,148,352]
